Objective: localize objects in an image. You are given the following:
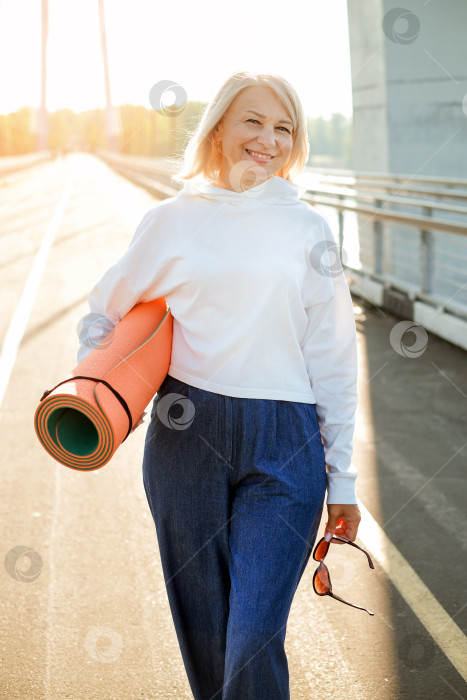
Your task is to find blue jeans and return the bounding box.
[142,374,327,700]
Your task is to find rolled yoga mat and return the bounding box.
[34,297,173,471]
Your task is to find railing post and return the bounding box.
[421,206,433,294]
[374,199,383,275]
[338,194,344,263]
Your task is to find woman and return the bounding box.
[77,71,361,700]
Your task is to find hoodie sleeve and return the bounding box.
[76,205,174,365]
[301,216,359,504]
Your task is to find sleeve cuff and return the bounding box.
[326,470,358,504]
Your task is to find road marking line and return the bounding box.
[358,499,467,683]
[0,166,76,409]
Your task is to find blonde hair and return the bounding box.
[173,71,309,183]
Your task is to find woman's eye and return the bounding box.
[246,119,291,134]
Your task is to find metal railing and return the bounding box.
[96,150,180,199]
[297,168,467,320]
[96,151,467,321]
[0,152,54,177]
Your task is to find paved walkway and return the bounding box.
[0,153,465,698]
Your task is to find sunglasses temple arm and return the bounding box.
[335,538,375,569]
[329,591,375,616]
[350,542,375,569]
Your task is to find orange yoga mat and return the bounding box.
[34,298,173,471]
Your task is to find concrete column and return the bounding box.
[346,0,467,306]
[348,0,467,175]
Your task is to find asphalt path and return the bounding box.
[0,153,466,699]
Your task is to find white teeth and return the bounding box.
[247,149,273,159]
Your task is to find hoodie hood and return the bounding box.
[178,175,303,207]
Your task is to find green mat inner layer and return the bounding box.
[47,407,100,456]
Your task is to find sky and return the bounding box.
[0,0,353,119]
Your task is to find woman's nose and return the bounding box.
[256,125,277,148]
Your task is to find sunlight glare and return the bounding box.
[0,0,352,118]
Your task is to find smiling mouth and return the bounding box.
[245,149,275,161]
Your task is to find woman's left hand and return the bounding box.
[130,411,147,433]
[325,503,361,542]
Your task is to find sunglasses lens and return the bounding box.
[314,538,330,562]
[313,562,331,595]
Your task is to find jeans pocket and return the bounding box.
[151,375,197,434]
[150,375,174,419]
[160,373,187,395]
[301,402,320,436]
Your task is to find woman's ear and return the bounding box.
[213,121,223,140]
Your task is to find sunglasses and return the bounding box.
[312,535,375,616]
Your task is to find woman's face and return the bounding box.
[213,85,294,191]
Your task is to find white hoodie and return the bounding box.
[77,175,359,504]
